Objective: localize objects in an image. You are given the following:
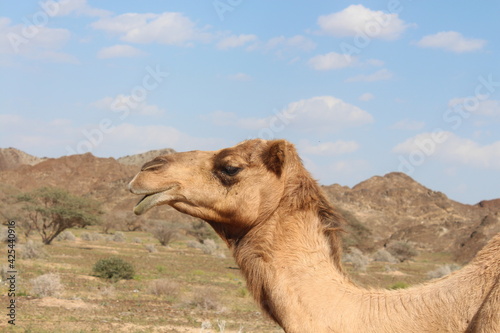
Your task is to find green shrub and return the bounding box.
[92,257,135,281]
[389,281,410,290]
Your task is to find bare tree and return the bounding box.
[147,220,178,246]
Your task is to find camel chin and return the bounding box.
[133,190,173,215]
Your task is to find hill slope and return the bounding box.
[117,148,175,166]
[323,172,500,262]
[0,147,46,171]
[1,149,498,262]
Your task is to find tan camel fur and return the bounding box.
[129,139,500,333]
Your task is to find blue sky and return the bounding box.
[1,1,499,204]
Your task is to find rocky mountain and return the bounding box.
[1,148,498,263]
[323,172,500,262]
[117,148,175,166]
[0,148,47,171]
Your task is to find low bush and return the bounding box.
[148,279,180,301]
[30,273,63,297]
[188,220,217,242]
[20,240,48,259]
[187,287,222,311]
[100,285,115,298]
[0,227,17,243]
[386,240,418,262]
[372,248,398,263]
[80,232,104,242]
[56,230,76,242]
[201,239,218,255]
[427,264,461,279]
[144,244,158,253]
[112,231,126,242]
[188,239,226,258]
[92,257,135,281]
[0,264,9,281]
[148,221,178,246]
[342,247,370,272]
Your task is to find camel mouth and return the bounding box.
[133,187,175,215]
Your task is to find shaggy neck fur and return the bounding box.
[212,163,500,333]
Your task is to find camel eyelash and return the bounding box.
[221,165,242,176]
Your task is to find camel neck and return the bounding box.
[229,208,492,333]
[231,208,355,331]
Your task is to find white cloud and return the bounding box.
[299,139,359,156]
[97,44,147,58]
[263,35,316,52]
[303,157,371,186]
[358,93,374,101]
[91,12,211,46]
[268,95,373,133]
[203,110,238,127]
[393,131,500,169]
[0,17,78,63]
[391,119,425,131]
[416,31,486,53]
[318,5,412,40]
[448,98,500,117]
[207,96,373,134]
[216,34,257,50]
[346,68,393,82]
[282,95,374,132]
[365,58,384,67]
[247,35,316,60]
[0,113,221,158]
[236,117,270,131]
[92,95,164,116]
[227,73,252,81]
[308,52,357,70]
[51,0,111,17]
[0,114,83,156]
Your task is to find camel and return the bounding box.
[128,139,500,333]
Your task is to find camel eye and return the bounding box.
[222,165,241,176]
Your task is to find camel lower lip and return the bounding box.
[133,191,164,215]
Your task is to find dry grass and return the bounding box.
[0,225,462,332]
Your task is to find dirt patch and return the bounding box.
[31,297,100,310]
[383,270,407,276]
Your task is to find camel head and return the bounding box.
[128,139,293,238]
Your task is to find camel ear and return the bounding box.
[262,140,286,177]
